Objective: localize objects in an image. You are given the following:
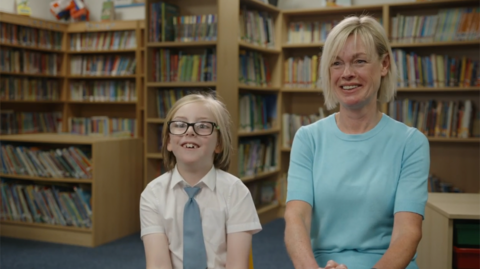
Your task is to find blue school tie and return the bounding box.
[183,186,207,269]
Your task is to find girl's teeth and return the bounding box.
[342,85,359,90]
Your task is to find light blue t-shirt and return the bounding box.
[287,113,430,269]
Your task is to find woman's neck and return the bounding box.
[177,163,213,186]
[335,106,382,135]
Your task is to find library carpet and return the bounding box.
[1,218,293,269]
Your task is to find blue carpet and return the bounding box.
[0,218,293,269]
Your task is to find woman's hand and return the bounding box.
[323,260,348,269]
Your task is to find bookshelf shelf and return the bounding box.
[240,0,280,13]
[390,41,480,48]
[238,128,280,137]
[428,137,480,143]
[282,43,325,48]
[68,75,136,79]
[397,87,480,92]
[239,85,280,92]
[0,72,63,78]
[388,0,476,9]
[146,118,165,123]
[146,41,217,48]
[0,134,129,144]
[0,174,94,184]
[241,169,280,183]
[239,41,280,54]
[1,220,92,233]
[281,87,322,93]
[68,101,137,105]
[67,49,137,54]
[0,100,64,104]
[146,153,163,159]
[0,43,64,53]
[281,147,291,152]
[146,82,217,87]
[282,4,383,16]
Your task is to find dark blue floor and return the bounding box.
[0,218,293,269]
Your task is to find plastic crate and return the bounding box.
[454,220,480,248]
[453,246,480,269]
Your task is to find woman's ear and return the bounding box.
[381,54,390,77]
[166,137,172,152]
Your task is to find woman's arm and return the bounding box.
[226,231,252,269]
[284,200,320,269]
[143,233,173,269]
[372,212,422,269]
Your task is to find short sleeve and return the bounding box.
[394,130,430,218]
[226,181,262,234]
[140,185,165,239]
[286,126,315,206]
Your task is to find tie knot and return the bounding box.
[184,186,201,199]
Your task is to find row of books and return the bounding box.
[0,181,92,228]
[155,88,201,118]
[148,1,179,42]
[1,145,92,179]
[282,108,326,148]
[69,30,137,51]
[286,18,382,44]
[287,21,338,44]
[0,22,63,50]
[151,48,216,82]
[0,111,62,135]
[172,14,218,43]
[239,8,276,48]
[428,174,463,193]
[239,93,277,132]
[284,54,321,89]
[239,50,271,87]
[238,135,278,178]
[393,49,480,88]
[388,99,474,138]
[70,81,137,102]
[392,7,480,44]
[0,48,62,75]
[70,55,136,76]
[68,117,137,138]
[0,77,60,101]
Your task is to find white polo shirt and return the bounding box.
[140,165,262,269]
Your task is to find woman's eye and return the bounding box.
[175,122,186,128]
[355,60,366,64]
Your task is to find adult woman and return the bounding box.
[284,15,429,269]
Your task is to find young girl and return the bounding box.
[140,92,262,269]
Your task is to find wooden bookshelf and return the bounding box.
[143,0,220,190]
[142,0,284,222]
[0,12,67,135]
[65,20,143,138]
[0,134,142,247]
[279,0,480,203]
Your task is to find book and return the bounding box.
[101,1,115,21]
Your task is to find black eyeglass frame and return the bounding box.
[167,120,220,136]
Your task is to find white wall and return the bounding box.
[0,0,59,21]
[83,0,145,21]
[278,0,414,9]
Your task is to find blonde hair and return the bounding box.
[162,92,233,171]
[320,15,397,110]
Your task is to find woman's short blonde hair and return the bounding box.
[162,92,233,172]
[320,15,397,110]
